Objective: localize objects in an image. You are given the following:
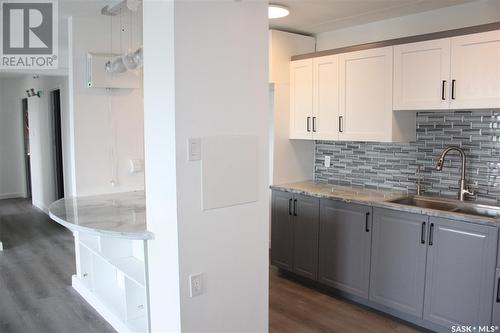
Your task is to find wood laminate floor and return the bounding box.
[269,268,427,333]
[0,198,115,333]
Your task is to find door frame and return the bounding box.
[21,98,32,199]
[49,88,65,200]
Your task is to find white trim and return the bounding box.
[0,192,25,200]
[72,276,143,333]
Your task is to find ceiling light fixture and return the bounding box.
[268,4,289,19]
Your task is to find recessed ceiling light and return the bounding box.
[269,4,289,19]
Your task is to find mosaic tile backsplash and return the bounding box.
[314,111,500,204]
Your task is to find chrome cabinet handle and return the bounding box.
[288,198,292,216]
[312,117,317,132]
[306,117,311,132]
[451,80,456,100]
[293,199,297,216]
[338,116,344,133]
[441,80,446,100]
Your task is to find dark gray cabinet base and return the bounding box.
[270,191,320,280]
[271,190,499,333]
[319,200,372,298]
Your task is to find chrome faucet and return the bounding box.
[435,146,474,201]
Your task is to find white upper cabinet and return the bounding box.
[394,30,500,111]
[339,47,413,142]
[450,30,500,109]
[290,59,313,139]
[313,55,339,140]
[394,39,451,110]
[289,28,500,142]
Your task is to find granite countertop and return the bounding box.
[49,191,153,240]
[271,181,500,227]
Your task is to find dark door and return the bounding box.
[292,194,320,280]
[22,98,32,199]
[369,208,428,317]
[319,200,372,298]
[51,90,64,199]
[424,217,497,327]
[271,190,294,270]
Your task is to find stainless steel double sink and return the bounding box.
[388,196,500,219]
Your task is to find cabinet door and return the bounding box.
[293,194,320,280]
[424,217,497,327]
[313,55,339,140]
[339,47,393,142]
[393,39,451,110]
[271,190,294,270]
[369,208,428,317]
[290,59,313,139]
[319,200,372,298]
[450,30,500,109]
[492,268,500,327]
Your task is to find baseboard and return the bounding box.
[0,192,25,200]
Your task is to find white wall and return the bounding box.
[0,79,26,199]
[316,0,500,51]
[269,30,316,185]
[0,75,69,212]
[144,1,269,332]
[69,12,144,197]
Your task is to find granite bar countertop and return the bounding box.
[49,191,153,240]
[271,181,500,227]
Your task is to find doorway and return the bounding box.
[50,89,64,200]
[22,98,32,199]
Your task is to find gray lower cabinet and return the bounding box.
[292,194,320,280]
[271,190,294,270]
[318,200,372,298]
[270,190,320,280]
[492,268,500,326]
[369,208,428,317]
[423,217,498,327]
[271,192,500,330]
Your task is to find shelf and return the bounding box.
[79,240,146,288]
[110,256,146,287]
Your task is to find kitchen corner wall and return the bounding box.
[315,111,500,204]
[69,12,144,197]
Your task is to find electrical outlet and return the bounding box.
[324,156,331,168]
[189,273,203,297]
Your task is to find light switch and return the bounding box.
[188,138,201,161]
[324,156,331,168]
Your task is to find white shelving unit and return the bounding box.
[73,232,149,333]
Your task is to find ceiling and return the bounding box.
[269,0,479,35]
